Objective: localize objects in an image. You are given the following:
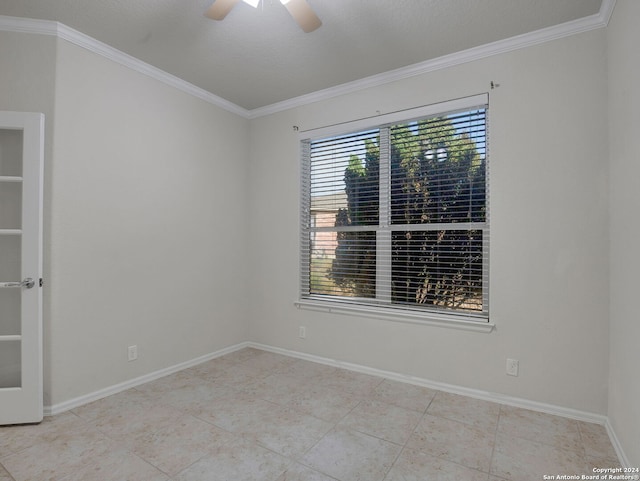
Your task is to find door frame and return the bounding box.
[0,111,44,425]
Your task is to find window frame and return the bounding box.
[297,94,493,332]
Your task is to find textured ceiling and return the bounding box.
[0,0,603,110]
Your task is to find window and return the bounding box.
[299,95,489,326]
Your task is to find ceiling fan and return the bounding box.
[205,0,322,33]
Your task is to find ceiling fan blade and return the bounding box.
[204,0,241,20]
[282,0,322,33]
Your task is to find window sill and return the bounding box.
[294,299,495,333]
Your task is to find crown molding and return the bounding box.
[1,0,616,120]
[54,22,251,118]
[0,15,250,119]
[598,0,617,25]
[248,0,617,118]
[0,15,57,36]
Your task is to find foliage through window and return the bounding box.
[300,96,489,322]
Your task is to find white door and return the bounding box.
[0,111,44,425]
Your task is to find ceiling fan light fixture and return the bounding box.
[206,0,320,32]
[281,0,322,32]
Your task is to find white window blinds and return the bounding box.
[300,95,489,322]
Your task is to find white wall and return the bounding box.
[247,29,610,415]
[607,0,640,466]
[0,31,58,407]
[2,32,250,406]
[46,38,250,405]
[0,33,56,122]
[0,17,622,433]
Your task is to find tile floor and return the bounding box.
[0,347,621,481]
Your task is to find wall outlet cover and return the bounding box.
[506,358,519,376]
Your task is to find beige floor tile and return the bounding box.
[218,347,265,364]
[577,421,620,465]
[300,428,402,481]
[406,414,495,472]
[1,350,623,481]
[61,448,169,481]
[87,402,184,448]
[134,369,202,395]
[0,463,13,481]
[239,351,298,375]
[286,384,361,423]
[186,356,239,380]
[313,368,384,397]
[498,405,582,452]
[191,389,277,432]
[243,405,333,458]
[276,463,339,481]
[338,399,423,445]
[385,447,489,481]
[277,359,339,382]
[584,453,622,471]
[371,379,438,413]
[132,414,237,476]
[143,377,236,413]
[427,391,500,431]
[0,412,89,457]
[174,437,290,481]
[71,388,153,422]
[208,361,265,387]
[242,372,313,405]
[1,424,115,481]
[491,433,590,481]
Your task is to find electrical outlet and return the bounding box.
[299,326,306,339]
[128,345,138,361]
[506,358,519,376]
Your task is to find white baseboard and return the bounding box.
[247,342,608,424]
[43,342,250,416]
[44,340,631,468]
[249,342,632,467]
[605,418,633,469]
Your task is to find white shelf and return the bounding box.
[0,176,23,183]
[0,229,22,236]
